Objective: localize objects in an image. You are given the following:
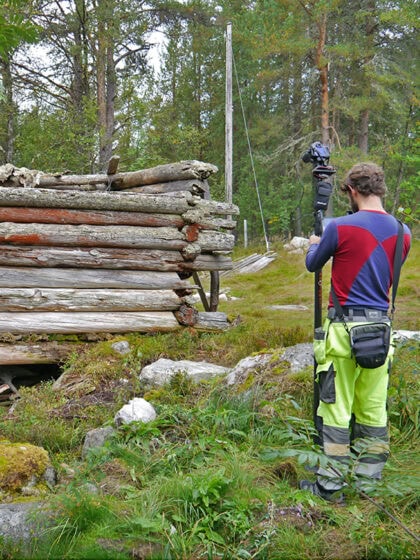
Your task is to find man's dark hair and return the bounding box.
[341,162,387,196]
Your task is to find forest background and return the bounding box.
[0,0,418,241]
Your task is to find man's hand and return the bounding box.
[309,235,321,245]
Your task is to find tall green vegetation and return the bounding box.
[1,0,418,237]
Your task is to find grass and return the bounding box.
[0,239,418,559]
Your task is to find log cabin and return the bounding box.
[0,159,239,381]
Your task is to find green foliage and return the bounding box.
[0,0,38,56]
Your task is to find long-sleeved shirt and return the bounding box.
[305,210,411,310]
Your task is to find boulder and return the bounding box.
[139,358,230,386]
[283,236,310,254]
[0,502,49,543]
[0,441,55,498]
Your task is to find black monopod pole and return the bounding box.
[302,143,335,446]
[312,207,324,446]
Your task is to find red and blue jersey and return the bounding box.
[306,210,411,310]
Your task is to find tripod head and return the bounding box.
[302,142,336,231]
[302,141,331,166]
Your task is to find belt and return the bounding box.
[327,307,389,322]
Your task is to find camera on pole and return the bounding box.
[302,142,336,234]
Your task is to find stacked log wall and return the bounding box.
[0,161,239,364]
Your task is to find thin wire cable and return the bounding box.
[232,53,270,252]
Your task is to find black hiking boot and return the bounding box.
[299,480,345,504]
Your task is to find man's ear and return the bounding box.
[348,186,358,197]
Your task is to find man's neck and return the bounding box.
[355,194,385,212]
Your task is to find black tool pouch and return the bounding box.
[349,322,391,369]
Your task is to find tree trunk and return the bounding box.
[358,108,369,153]
[0,55,15,164]
[315,13,330,145]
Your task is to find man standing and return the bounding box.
[300,162,411,501]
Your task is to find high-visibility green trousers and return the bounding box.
[314,318,394,492]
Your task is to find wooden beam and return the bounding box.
[0,188,193,214]
[0,312,182,333]
[121,179,209,196]
[110,161,218,190]
[0,288,182,312]
[0,343,77,364]
[194,312,231,331]
[107,155,120,175]
[0,246,233,271]
[0,223,187,250]
[0,267,193,289]
[0,207,185,227]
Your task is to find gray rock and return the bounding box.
[139,358,230,387]
[0,502,48,542]
[111,340,130,355]
[280,343,314,372]
[226,343,314,386]
[226,353,273,386]
[82,426,115,458]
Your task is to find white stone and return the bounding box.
[283,236,310,252]
[139,358,230,386]
[114,398,156,426]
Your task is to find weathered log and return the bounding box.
[0,246,185,270]
[0,207,235,233]
[0,267,193,289]
[198,218,237,230]
[0,245,233,271]
[0,223,235,252]
[107,155,120,175]
[30,183,109,192]
[197,230,236,252]
[0,288,182,312]
[0,161,217,190]
[190,197,240,216]
[174,303,199,326]
[186,254,233,271]
[0,207,185,227]
[0,312,181,333]
[0,223,187,250]
[121,179,209,196]
[193,312,230,331]
[0,188,193,214]
[110,161,218,190]
[0,342,77,364]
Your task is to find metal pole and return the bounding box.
[244,219,248,248]
[225,22,233,204]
